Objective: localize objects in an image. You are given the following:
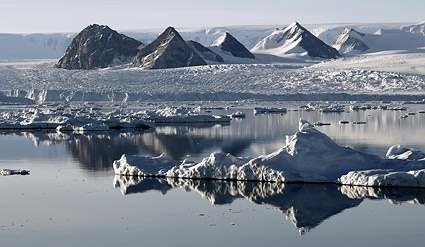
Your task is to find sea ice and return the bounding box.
[0,106,230,131]
[0,169,30,176]
[113,119,425,187]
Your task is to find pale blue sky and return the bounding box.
[1,0,424,33]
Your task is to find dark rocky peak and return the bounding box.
[130,26,207,69]
[210,32,255,59]
[333,28,369,53]
[282,21,339,59]
[187,40,224,63]
[56,24,143,69]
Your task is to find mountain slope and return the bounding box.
[56,24,142,69]
[210,32,255,59]
[252,21,339,59]
[187,40,224,63]
[130,27,207,69]
[332,28,369,54]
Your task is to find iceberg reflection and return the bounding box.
[113,176,425,234]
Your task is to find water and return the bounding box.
[1,102,425,246]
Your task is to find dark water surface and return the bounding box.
[1,102,425,246]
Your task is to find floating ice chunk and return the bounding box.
[254,107,287,114]
[141,107,231,123]
[0,169,30,176]
[386,144,425,161]
[229,111,246,118]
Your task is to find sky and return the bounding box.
[1,0,424,33]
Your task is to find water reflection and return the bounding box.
[113,176,425,234]
[0,122,248,171]
[64,132,141,170]
[2,105,424,172]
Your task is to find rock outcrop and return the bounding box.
[130,27,207,69]
[210,32,255,59]
[56,24,143,69]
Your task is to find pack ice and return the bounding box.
[113,119,425,187]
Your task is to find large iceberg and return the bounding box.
[113,119,425,187]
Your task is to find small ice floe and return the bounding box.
[350,105,368,111]
[113,118,425,187]
[352,121,367,124]
[387,106,408,111]
[0,169,30,176]
[400,114,409,119]
[418,110,425,114]
[314,121,331,126]
[339,120,349,124]
[318,106,344,113]
[228,111,246,119]
[141,107,231,123]
[253,107,287,114]
[386,145,425,161]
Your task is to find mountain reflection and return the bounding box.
[64,132,140,170]
[113,176,425,234]
[10,122,251,172]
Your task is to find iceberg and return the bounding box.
[113,119,425,187]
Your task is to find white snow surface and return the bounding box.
[0,106,229,131]
[113,119,425,187]
[1,22,425,103]
[1,59,425,104]
[251,22,308,57]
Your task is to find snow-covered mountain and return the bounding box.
[210,32,255,59]
[130,27,207,69]
[332,28,369,54]
[2,22,425,61]
[251,22,339,59]
[1,21,425,103]
[0,33,74,59]
[56,24,142,69]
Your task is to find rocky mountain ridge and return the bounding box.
[56,24,142,69]
[48,21,425,70]
[130,27,207,69]
[252,21,339,59]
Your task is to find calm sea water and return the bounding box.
[1,102,425,246]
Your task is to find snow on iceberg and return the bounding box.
[113,119,425,187]
[140,106,231,123]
